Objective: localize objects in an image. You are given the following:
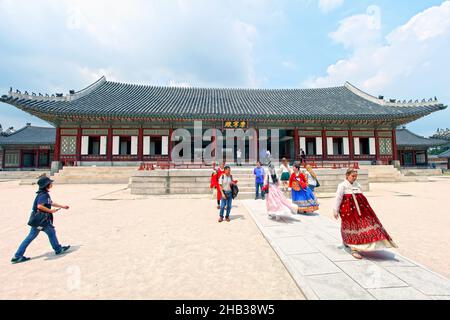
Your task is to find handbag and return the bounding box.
[27,193,50,228]
[27,210,50,228]
[315,179,321,188]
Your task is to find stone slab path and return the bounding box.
[241,199,450,300]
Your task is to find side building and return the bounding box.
[0,124,55,170]
[0,76,447,172]
[395,127,448,167]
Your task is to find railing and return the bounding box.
[61,157,77,167]
[303,161,360,170]
[138,161,215,171]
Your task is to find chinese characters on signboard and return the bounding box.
[223,121,248,129]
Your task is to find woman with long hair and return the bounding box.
[305,164,319,194]
[334,168,397,259]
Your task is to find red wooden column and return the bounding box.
[321,129,327,161]
[169,128,174,162]
[348,129,354,161]
[107,127,113,162]
[138,127,143,161]
[211,127,216,165]
[19,150,23,168]
[293,128,299,162]
[53,127,61,161]
[35,149,40,168]
[392,129,398,161]
[2,148,5,169]
[375,129,380,162]
[76,127,82,163]
[256,127,259,162]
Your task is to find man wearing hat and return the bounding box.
[11,175,71,264]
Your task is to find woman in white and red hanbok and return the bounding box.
[334,168,397,259]
[264,163,298,220]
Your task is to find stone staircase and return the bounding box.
[130,168,369,198]
[52,166,137,184]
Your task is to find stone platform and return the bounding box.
[241,199,450,300]
[130,168,369,197]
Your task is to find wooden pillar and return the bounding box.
[19,149,23,169]
[169,128,174,162]
[76,127,82,163]
[138,127,143,161]
[211,127,216,164]
[53,127,61,161]
[294,128,299,162]
[375,129,380,162]
[322,129,327,161]
[348,129,354,161]
[107,127,113,162]
[1,148,5,169]
[35,149,40,168]
[412,150,416,166]
[392,129,398,161]
[256,127,259,162]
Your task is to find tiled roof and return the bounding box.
[0,125,55,145]
[438,149,450,158]
[1,77,446,123]
[396,128,448,147]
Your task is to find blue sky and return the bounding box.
[0,0,449,136]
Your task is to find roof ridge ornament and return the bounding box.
[344,81,442,107]
[4,76,107,102]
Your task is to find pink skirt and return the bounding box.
[266,183,298,216]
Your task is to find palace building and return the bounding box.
[0,76,446,172]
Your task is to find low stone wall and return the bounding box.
[0,170,49,180]
[401,168,443,176]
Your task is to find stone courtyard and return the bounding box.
[0,176,449,299]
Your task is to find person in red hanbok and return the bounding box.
[210,163,225,209]
[333,168,397,259]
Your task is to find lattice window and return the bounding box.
[4,151,20,167]
[379,138,393,155]
[61,136,77,155]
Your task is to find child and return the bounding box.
[11,176,71,264]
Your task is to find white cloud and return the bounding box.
[0,0,281,92]
[306,2,450,92]
[318,0,344,13]
[305,1,450,135]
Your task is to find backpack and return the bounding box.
[230,175,239,199]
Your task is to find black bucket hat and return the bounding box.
[37,176,54,190]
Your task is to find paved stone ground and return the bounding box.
[241,199,450,300]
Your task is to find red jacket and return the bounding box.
[289,172,308,190]
[210,169,224,189]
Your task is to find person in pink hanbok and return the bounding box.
[264,162,299,220]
